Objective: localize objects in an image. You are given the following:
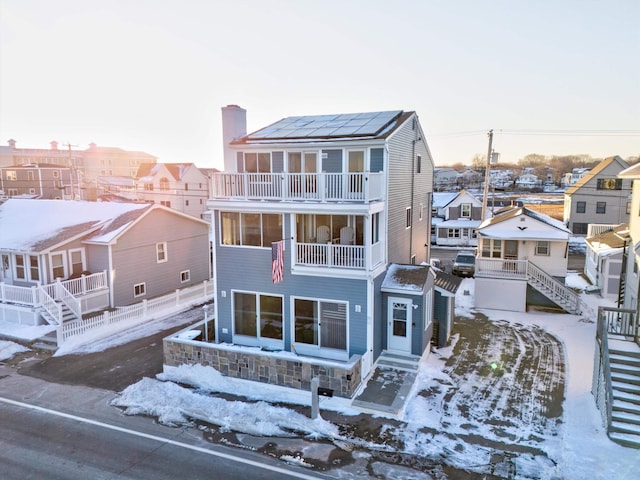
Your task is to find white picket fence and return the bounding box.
[57,280,214,345]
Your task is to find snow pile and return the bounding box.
[112,376,339,439]
[0,340,29,361]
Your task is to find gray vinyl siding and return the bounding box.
[386,114,434,265]
[84,244,109,277]
[213,213,368,356]
[322,149,342,173]
[434,292,448,347]
[566,159,632,234]
[372,271,385,360]
[272,151,284,172]
[370,148,384,172]
[110,210,210,305]
[237,152,244,172]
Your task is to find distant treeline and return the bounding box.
[440,153,640,184]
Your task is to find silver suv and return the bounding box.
[452,252,475,277]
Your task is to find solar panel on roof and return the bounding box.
[247,110,402,140]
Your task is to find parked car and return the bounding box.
[452,252,475,277]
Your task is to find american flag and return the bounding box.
[271,240,284,284]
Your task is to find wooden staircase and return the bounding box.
[608,343,640,448]
[526,262,583,314]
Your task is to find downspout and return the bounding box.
[410,138,415,263]
[410,125,422,264]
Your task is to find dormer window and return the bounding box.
[461,203,471,218]
[597,178,622,190]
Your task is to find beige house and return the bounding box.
[135,163,211,219]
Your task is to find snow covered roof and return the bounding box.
[477,206,571,240]
[433,269,462,296]
[432,192,458,208]
[137,162,196,181]
[0,198,152,252]
[436,219,482,228]
[381,264,430,295]
[585,224,628,256]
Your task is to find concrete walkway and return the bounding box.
[351,351,421,417]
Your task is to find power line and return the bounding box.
[430,128,640,138]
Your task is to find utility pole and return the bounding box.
[481,129,494,221]
[63,142,79,200]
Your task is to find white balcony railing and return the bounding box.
[475,258,527,279]
[296,243,366,269]
[211,172,383,203]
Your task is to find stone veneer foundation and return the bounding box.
[163,331,362,398]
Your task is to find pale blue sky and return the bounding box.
[1,0,638,168]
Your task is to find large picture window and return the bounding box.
[221,212,282,247]
[294,298,346,351]
[233,292,283,344]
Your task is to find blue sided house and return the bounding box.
[164,106,436,398]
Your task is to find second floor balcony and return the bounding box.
[211,172,383,203]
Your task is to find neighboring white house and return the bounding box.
[515,173,542,190]
[474,205,577,313]
[584,223,627,300]
[431,190,484,247]
[561,167,590,188]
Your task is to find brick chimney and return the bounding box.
[221,104,246,172]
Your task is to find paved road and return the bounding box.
[0,369,326,480]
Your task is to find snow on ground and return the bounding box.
[1,269,639,478]
[0,340,29,361]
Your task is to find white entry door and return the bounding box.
[387,298,412,354]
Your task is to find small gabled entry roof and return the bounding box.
[381,264,431,296]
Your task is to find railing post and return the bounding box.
[364,173,369,202]
[57,325,64,346]
[31,286,38,305]
[0,282,4,303]
[81,273,87,294]
[55,278,62,300]
[319,173,326,202]
[143,299,148,318]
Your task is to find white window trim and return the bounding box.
[535,241,550,256]
[290,295,349,361]
[231,289,285,349]
[68,248,86,275]
[156,242,168,263]
[50,251,68,280]
[134,282,146,298]
[180,270,190,283]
